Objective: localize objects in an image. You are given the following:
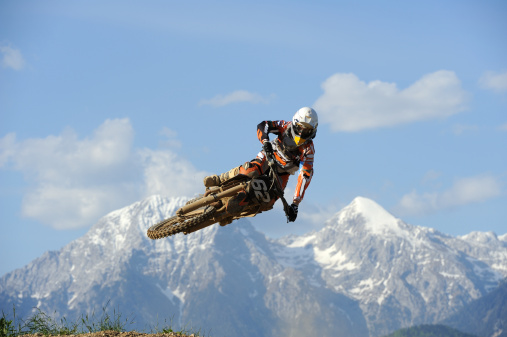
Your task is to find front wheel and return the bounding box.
[147,205,217,239]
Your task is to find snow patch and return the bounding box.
[492,263,507,272]
[287,234,316,248]
[313,245,358,271]
[350,197,402,235]
[68,293,79,308]
[440,272,461,279]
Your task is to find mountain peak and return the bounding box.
[340,196,403,236]
[460,231,498,244]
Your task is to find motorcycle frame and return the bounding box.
[177,152,291,223]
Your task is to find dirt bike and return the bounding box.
[147,152,292,239]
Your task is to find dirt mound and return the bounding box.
[19,331,197,337]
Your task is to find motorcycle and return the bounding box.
[147,152,291,239]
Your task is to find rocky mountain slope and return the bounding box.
[442,279,507,337]
[1,195,506,337]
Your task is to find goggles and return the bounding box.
[292,122,315,145]
[294,122,315,138]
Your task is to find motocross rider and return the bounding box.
[203,107,318,222]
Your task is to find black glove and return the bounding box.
[287,203,298,222]
[263,141,273,155]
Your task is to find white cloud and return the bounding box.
[0,45,25,70]
[22,184,137,230]
[0,119,208,229]
[421,170,442,185]
[479,70,507,93]
[0,133,16,166]
[499,123,507,131]
[299,202,341,228]
[4,119,136,183]
[199,90,274,107]
[395,174,502,216]
[140,148,206,198]
[159,127,182,148]
[313,70,468,132]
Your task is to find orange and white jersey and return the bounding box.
[256,120,315,205]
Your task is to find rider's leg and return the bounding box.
[203,167,239,188]
[203,157,267,187]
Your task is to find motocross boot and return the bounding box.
[203,167,240,187]
[203,174,221,187]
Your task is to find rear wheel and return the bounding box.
[147,205,217,239]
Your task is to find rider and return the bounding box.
[203,107,318,222]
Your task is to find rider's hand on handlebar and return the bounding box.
[263,141,273,155]
[288,203,298,222]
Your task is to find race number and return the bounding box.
[251,179,271,203]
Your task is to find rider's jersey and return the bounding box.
[256,120,315,205]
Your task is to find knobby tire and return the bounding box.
[147,205,216,239]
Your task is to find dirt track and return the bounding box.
[20,331,197,337]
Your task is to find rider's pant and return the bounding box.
[220,156,290,192]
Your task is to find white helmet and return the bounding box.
[290,107,318,146]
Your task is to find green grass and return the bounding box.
[0,304,204,337]
[148,315,204,336]
[383,324,478,337]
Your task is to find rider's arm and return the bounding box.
[293,142,315,205]
[257,120,287,144]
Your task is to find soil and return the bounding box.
[19,331,197,337]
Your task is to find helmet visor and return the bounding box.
[294,122,314,138]
[292,122,314,145]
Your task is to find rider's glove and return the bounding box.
[263,141,273,155]
[287,203,298,222]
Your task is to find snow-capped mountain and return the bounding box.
[278,197,506,335]
[1,196,505,337]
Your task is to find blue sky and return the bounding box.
[1,0,506,276]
